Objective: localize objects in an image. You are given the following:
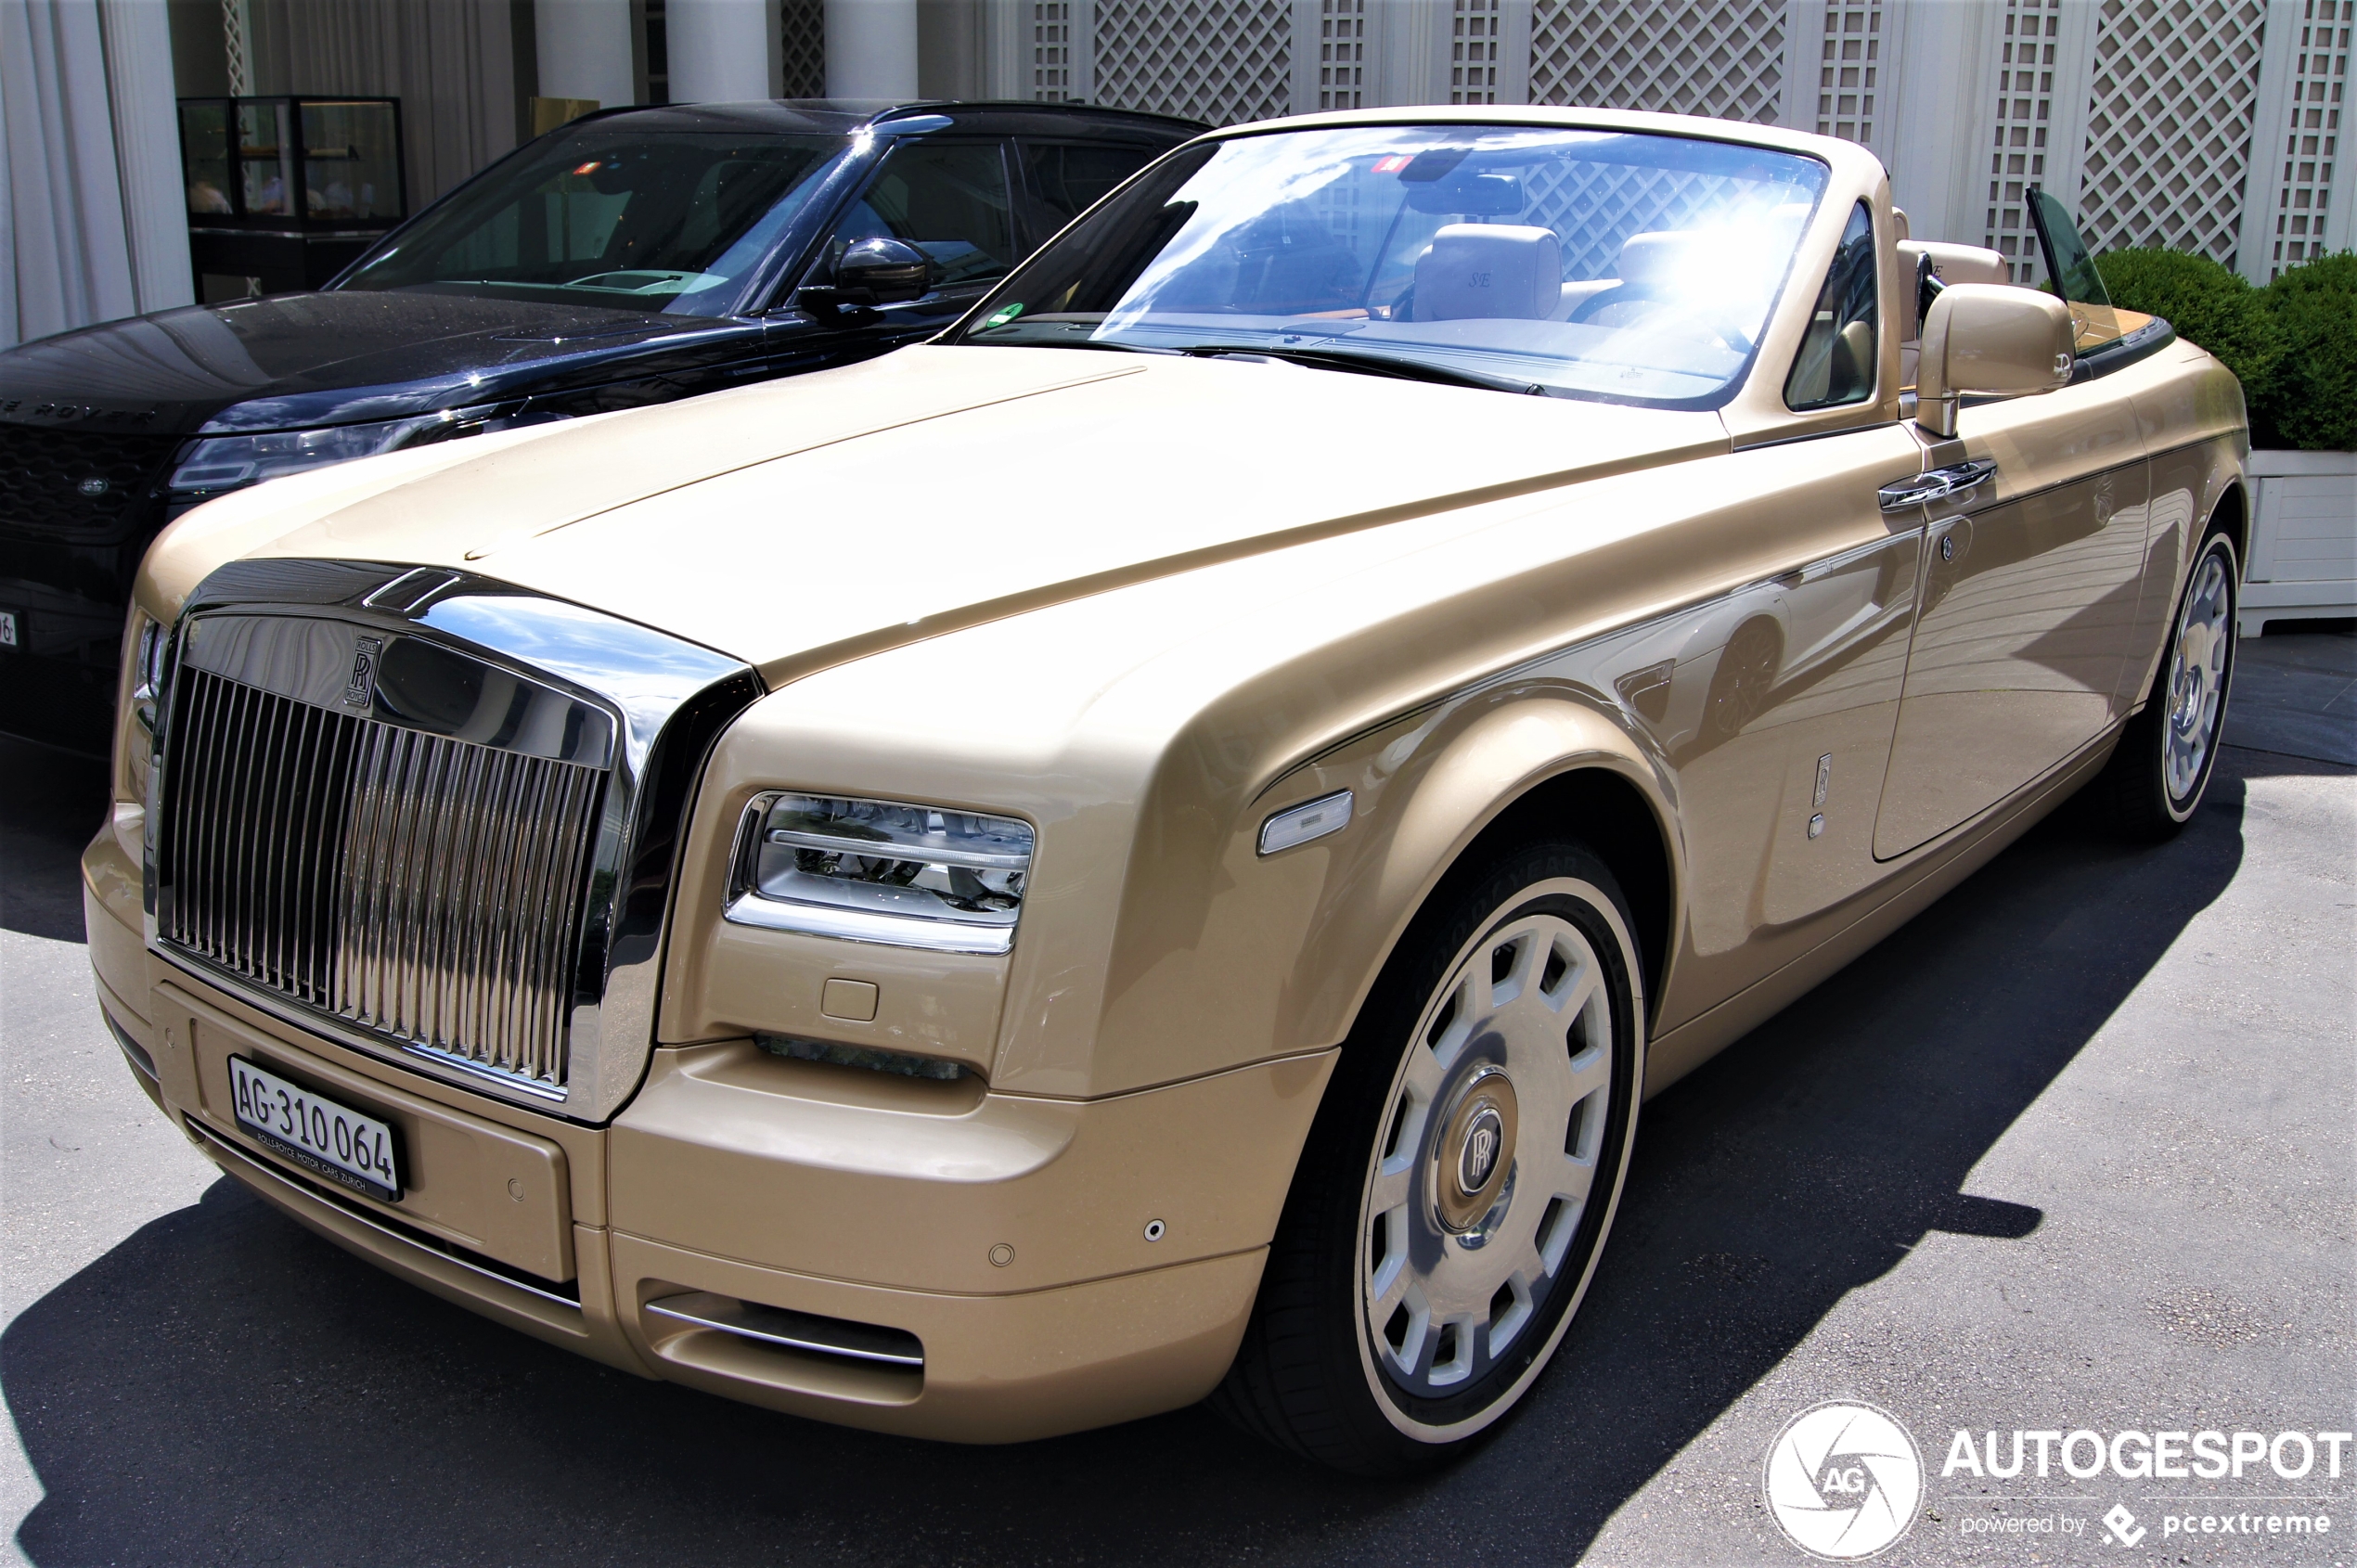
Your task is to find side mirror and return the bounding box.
[834,237,933,306]
[1915,283,2075,437]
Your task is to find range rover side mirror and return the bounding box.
[834,237,934,305]
[1915,283,2075,438]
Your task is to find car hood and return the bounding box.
[0,290,747,433]
[156,345,1728,685]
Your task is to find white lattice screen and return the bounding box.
[1454,0,1504,101]
[1320,0,1367,108]
[1091,0,1293,124]
[1978,0,2066,283]
[1033,1,1076,100]
[1813,3,1885,147]
[2076,0,2268,269]
[1527,0,1784,124]
[779,0,825,96]
[2261,0,2348,276]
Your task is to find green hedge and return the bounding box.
[2092,247,2356,451]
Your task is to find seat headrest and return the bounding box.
[1616,231,1701,286]
[1413,224,1562,320]
[1900,239,2008,289]
[1897,240,2010,339]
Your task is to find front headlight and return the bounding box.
[166,410,483,499]
[725,791,1036,955]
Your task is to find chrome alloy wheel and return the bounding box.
[2164,543,2234,806]
[1359,902,1616,1397]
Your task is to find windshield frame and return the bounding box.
[327,122,881,318]
[944,115,1834,413]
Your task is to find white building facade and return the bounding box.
[4,0,2347,350]
[920,0,2349,285]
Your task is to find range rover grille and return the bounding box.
[161,665,605,1089]
[0,423,179,539]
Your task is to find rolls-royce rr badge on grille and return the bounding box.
[343,636,382,708]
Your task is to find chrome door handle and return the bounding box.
[1878,458,1999,511]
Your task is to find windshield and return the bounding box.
[337,129,844,315]
[950,124,1829,407]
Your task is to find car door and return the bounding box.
[1869,193,2153,860]
[1578,202,1936,1028]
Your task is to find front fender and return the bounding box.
[1091,683,1682,1099]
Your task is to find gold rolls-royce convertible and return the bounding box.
[84,108,2245,1475]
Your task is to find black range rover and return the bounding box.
[0,98,1198,753]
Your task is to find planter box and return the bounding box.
[2241,448,2357,636]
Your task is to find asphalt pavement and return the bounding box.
[3,629,2351,1568]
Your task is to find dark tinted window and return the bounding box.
[1021,141,1163,235]
[338,129,842,314]
[831,141,1018,289]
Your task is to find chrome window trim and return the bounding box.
[145,559,762,1124]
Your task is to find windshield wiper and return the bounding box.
[1178,345,1552,396]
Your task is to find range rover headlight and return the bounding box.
[165,407,502,504]
[725,791,1036,955]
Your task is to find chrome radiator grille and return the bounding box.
[162,665,605,1088]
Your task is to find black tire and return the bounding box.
[1210,838,1645,1475]
[2083,526,2240,840]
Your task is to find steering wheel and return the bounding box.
[1567,281,1656,326]
[1569,283,1754,356]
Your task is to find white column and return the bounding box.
[1,0,140,345]
[535,0,636,107]
[1882,0,1996,247]
[826,0,920,98]
[668,0,776,102]
[98,0,194,314]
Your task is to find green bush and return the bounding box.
[2254,251,2357,452]
[2093,247,2284,397]
[2089,246,2357,451]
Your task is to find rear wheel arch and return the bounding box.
[2207,480,2249,575]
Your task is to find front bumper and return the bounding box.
[85,818,1331,1443]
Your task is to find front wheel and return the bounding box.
[2086,528,2239,838]
[1211,840,1644,1474]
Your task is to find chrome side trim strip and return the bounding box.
[643,1292,924,1368]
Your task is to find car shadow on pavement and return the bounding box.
[0,741,109,945]
[5,761,2250,1567]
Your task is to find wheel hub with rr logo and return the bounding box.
[1435,1064,1518,1234]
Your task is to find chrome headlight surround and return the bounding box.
[725,791,1036,956]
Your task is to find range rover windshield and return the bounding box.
[951,124,1829,407]
[338,130,844,315]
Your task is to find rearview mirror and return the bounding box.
[1915,283,2074,437]
[834,237,934,305]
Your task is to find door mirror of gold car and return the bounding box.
[1914,283,2075,438]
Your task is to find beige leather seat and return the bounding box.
[1412,224,1563,320]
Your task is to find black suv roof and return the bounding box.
[560,98,1207,140]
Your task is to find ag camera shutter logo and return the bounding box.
[1764,1401,1925,1560]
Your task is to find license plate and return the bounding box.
[0,610,18,649]
[228,1056,403,1202]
